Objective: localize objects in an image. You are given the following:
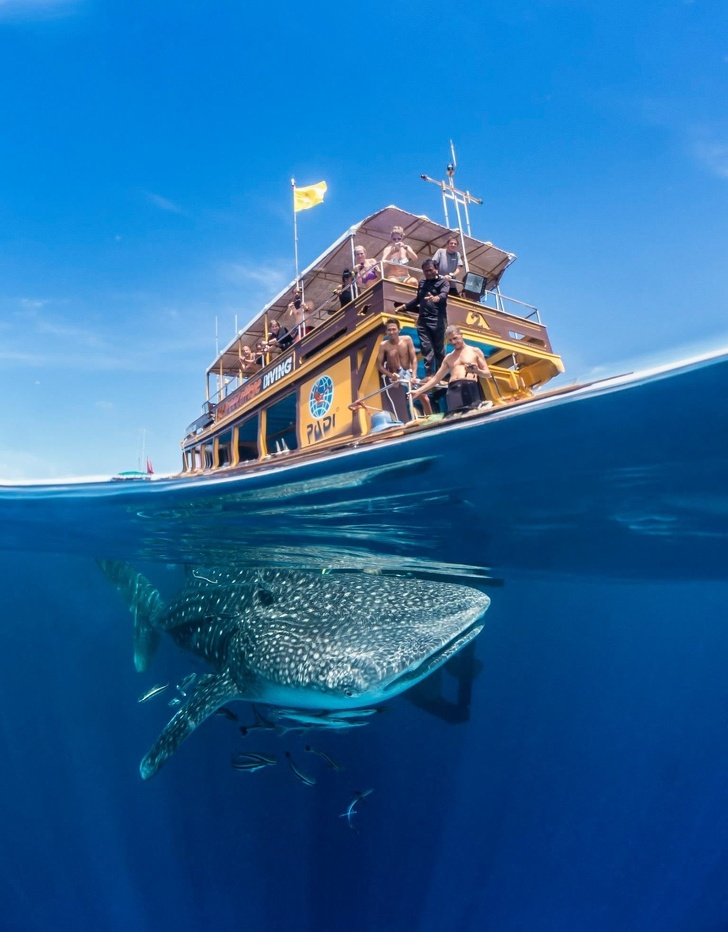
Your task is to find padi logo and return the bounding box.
[262,355,293,390]
[309,375,334,419]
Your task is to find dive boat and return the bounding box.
[179,204,565,477]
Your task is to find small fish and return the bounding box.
[138,684,168,703]
[239,705,279,736]
[214,706,238,722]
[305,745,344,772]
[175,672,197,697]
[331,707,384,719]
[285,751,316,786]
[231,752,277,773]
[340,789,374,830]
[239,751,277,765]
[272,710,369,731]
[168,697,182,708]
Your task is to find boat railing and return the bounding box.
[310,260,540,324]
[478,289,540,322]
[200,272,547,418]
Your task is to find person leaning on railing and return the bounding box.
[411,324,492,413]
[287,289,314,340]
[433,233,464,295]
[264,319,293,354]
[381,225,418,285]
[353,245,379,291]
[334,268,354,308]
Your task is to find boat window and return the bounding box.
[265,392,298,453]
[203,440,214,469]
[216,430,233,468]
[193,447,202,471]
[236,415,259,462]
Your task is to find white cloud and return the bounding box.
[641,101,728,182]
[0,0,79,20]
[20,297,49,309]
[146,192,185,215]
[217,258,291,291]
[692,138,728,180]
[33,317,111,347]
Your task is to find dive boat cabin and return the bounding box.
[179,206,565,476]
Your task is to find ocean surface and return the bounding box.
[1,350,727,932]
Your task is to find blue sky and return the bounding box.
[0,0,726,478]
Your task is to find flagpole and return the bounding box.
[291,178,300,291]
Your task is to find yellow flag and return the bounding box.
[293,181,327,212]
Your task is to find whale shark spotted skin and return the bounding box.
[99,562,490,779]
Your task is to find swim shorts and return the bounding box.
[446,379,484,411]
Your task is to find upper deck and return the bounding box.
[180,206,565,475]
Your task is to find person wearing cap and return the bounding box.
[433,233,465,296]
[335,268,355,308]
[381,226,418,285]
[287,288,314,340]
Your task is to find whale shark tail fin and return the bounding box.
[140,670,240,780]
[97,560,166,673]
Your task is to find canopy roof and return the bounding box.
[209,205,516,375]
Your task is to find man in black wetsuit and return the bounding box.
[394,258,450,377]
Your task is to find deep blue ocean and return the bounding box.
[1,352,727,932]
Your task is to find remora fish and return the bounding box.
[231,752,277,772]
[138,684,168,703]
[99,562,490,780]
[340,789,374,830]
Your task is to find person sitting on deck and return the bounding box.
[240,345,260,373]
[381,225,418,285]
[411,325,492,412]
[265,319,293,353]
[433,233,465,296]
[376,319,432,416]
[352,246,379,292]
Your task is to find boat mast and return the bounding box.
[421,141,483,271]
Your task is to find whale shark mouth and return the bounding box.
[381,618,486,695]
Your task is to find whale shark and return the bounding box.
[99,561,490,779]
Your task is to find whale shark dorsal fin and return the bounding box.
[97,560,165,673]
[140,670,241,780]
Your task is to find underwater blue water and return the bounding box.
[1,352,727,931]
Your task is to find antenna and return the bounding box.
[420,140,483,238]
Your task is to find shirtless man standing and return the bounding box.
[411,324,492,412]
[377,319,431,415]
[287,289,314,340]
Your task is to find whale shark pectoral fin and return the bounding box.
[97,560,165,673]
[139,670,241,780]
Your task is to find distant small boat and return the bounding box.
[112,458,154,482]
[112,470,153,482]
